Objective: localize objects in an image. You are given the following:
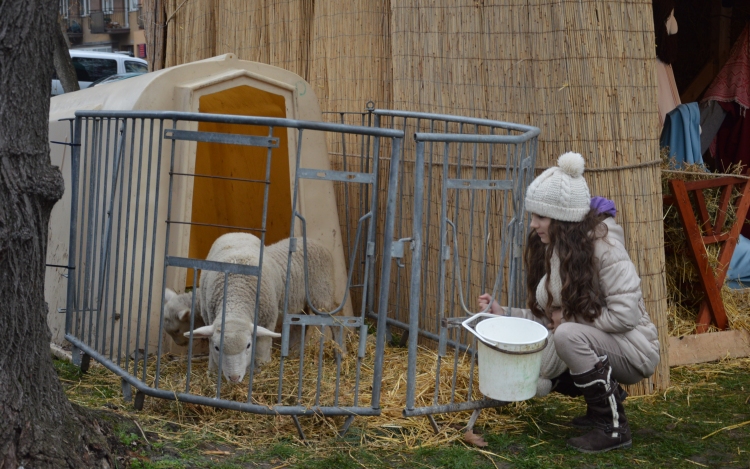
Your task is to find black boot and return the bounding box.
[566,357,632,453]
[551,370,582,398]
[565,384,628,428]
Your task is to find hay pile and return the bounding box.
[661,154,750,336]
[92,330,535,450]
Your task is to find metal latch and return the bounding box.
[391,237,413,267]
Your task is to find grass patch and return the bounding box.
[54,357,750,468]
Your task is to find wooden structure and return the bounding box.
[139,0,669,394]
[664,176,750,333]
[669,330,750,366]
[45,55,353,353]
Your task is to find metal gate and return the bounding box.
[332,109,539,428]
[62,111,403,435]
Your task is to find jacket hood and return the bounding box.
[602,217,626,246]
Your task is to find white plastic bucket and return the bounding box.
[462,313,549,402]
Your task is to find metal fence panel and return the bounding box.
[63,111,404,435]
[324,108,539,420]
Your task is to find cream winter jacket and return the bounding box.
[508,217,661,379]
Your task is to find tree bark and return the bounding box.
[0,1,112,467]
[53,16,80,93]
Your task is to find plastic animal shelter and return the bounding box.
[45,55,540,435]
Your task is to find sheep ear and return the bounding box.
[188,324,215,338]
[164,288,177,304]
[177,309,191,322]
[255,325,282,338]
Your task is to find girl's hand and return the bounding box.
[548,308,563,332]
[478,293,505,316]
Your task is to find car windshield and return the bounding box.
[125,61,148,73]
[72,57,117,83]
[89,73,145,87]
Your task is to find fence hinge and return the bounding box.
[391,238,413,268]
[390,237,412,259]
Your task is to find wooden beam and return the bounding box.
[669,330,750,366]
[717,2,733,68]
[680,61,715,103]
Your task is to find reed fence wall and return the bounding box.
[142,0,668,393]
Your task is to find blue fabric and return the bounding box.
[660,102,706,169]
[726,235,750,289]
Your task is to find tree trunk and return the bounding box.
[53,16,80,93]
[0,1,112,467]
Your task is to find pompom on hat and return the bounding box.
[524,152,591,222]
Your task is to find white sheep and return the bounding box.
[188,233,336,383]
[162,288,204,346]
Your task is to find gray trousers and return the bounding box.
[553,322,645,385]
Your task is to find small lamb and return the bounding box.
[162,288,204,346]
[188,233,335,383]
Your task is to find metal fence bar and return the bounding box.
[65,117,83,337]
[123,117,147,375]
[246,126,275,397]
[142,119,166,383]
[97,118,126,356]
[405,140,426,412]
[164,129,279,148]
[73,118,90,342]
[116,118,138,367]
[93,117,113,354]
[83,118,101,347]
[132,118,156,379]
[154,119,178,387]
[370,136,403,407]
[76,110,404,139]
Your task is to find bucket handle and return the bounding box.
[461,313,549,356]
[461,313,503,347]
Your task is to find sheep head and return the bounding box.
[188,318,280,383]
[163,288,201,346]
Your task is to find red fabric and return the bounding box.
[703,24,750,110]
[712,102,750,174]
[702,24,750,238]
[710,103,750,238]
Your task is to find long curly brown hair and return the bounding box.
[524,209,609,322]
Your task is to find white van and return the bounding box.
[51,50,148,96]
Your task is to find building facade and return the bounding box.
[60,0,147,58]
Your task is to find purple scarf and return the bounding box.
[590,196,617,218]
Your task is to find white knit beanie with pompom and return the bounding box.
[524,152,591,222]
